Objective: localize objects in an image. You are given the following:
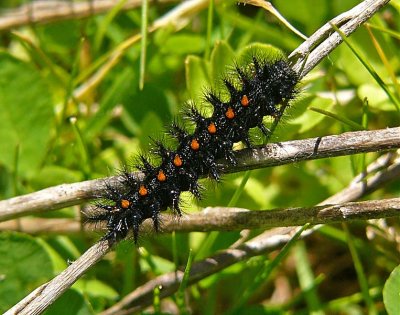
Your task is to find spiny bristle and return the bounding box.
[168,122,189,143]
[91,56,299,243]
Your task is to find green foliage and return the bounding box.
[0,232,54,312]
[0,54,54,181]
[45,289,93,315]
[383,264,400,315]
[0,0,400,314]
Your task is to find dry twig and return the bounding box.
[0,0,177,31]
[289,0,391,76]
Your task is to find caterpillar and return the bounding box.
[87,50,300,243]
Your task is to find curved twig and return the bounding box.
[289,0,391,77]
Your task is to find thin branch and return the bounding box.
[146,198,400,232]
[0,175,115,222]
[217,127,400,172]
[1,127,399,222]
[289,0,391,77]
[0,218,82,234]
[323,151,400,203]
[0,0,177,31]
[5,134,399,315]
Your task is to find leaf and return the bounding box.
[383,264,400,315]
[185,55,210,103]
[0,54,54,178]
[85,67,136,139]
[358,83,396,112]
[30,165,83,190]
[138,112,164,151]
[210,40,235,83]
[288,94,335,134]
[161,34,205,55]
[74,279,119,300]
[44,289,93,315]
[0,232,54,313]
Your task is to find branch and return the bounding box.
[0,0,177,31]
[145,198,400,232]
[2,151,400,235]
[289,0,391,77]
[101,156,400,314]
[323,151,400,203]
[0,218,82,234]
[1,127,399,222]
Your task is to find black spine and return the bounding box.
[87,57,299,242]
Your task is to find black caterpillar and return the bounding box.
[87,53,299,243]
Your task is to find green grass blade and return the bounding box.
[195,171,251,260]
[176,249,194,315]
[153,285,161,313]
[11,31,68,86]
[366,23,400,41]
[172,231,179,269]
[69,117,91,178]
[331,23,400,112]
[94,0,128,52]
[326,286,382,313]
[295,240,325,315]
[12,145,19,196]
[343,223,378,315]
[230,223,310,312]
[366,24,400,98]
[228,171,251,207]
[309,107,365,130]
[139,0,149,90]
[204,0,214,60]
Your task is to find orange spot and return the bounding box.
[157,170,166,182]
[208,122,217,134]
[139,185,148,196]
[173,154,183,167]
[241,95,249,106]
[121,199,130,209]
[225,107,235,119]
[191,139,200,151]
